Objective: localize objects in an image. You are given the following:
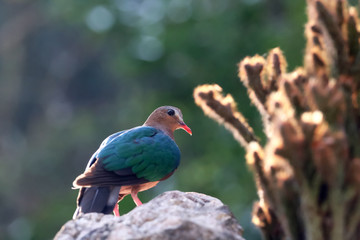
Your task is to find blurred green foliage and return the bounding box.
[0,0,306,239]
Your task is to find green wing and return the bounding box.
[97,126,181,182]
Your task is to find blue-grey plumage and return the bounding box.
[72,106,191,218]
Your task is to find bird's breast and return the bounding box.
[119,181,160,195]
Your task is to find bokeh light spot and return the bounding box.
[8,217,32,240]
[138,0,165,25]
[86,5,115,33]
[134,36,164,61]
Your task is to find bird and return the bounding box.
[72,106,192,219]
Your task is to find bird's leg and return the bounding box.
[113,193,126,216]
[131,189,143,206]
[113,203,120,216]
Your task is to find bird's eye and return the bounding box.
[167,109,175,116]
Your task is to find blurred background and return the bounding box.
[0,0,307,239]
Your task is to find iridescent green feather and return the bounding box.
[97,126,180,182]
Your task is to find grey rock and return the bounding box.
[55,191,245,240]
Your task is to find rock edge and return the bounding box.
[55,191,245,240]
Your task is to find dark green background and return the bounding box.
[0,0,307,239]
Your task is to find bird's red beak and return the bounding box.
[179,122,192,135]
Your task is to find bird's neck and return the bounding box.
[143,122,175,139]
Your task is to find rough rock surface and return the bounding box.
[55,191,245,240]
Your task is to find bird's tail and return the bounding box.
[73,186,120,219]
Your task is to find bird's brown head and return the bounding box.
[144,106,192,138]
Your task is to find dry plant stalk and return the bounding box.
[194,0,360,239]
